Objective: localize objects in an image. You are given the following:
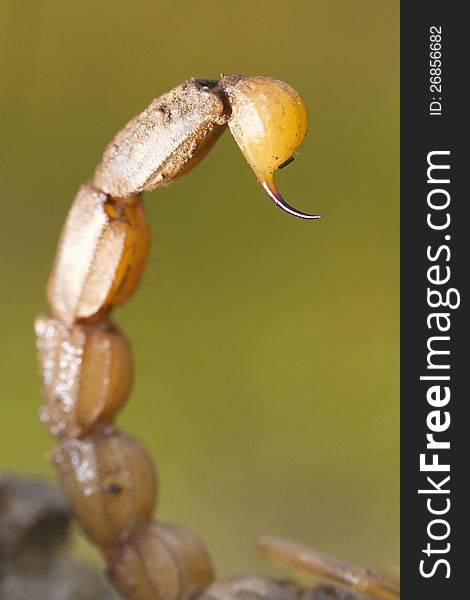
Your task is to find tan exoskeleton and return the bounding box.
[35,75,399,600]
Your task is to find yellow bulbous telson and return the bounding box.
[221,75,320,219]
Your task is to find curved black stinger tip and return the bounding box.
[261,180,322,220]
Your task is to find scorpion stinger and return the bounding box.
[220,74,322,220]
[261,177,322,219]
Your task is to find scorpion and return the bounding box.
[34,74,399,600]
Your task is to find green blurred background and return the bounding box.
[0,0,399,581]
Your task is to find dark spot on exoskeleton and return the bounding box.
[157,104,172,120]
[278,155,295,169]
[104,482,122,495]
[193,78,219,91]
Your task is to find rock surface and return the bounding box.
[0,474,120,600]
